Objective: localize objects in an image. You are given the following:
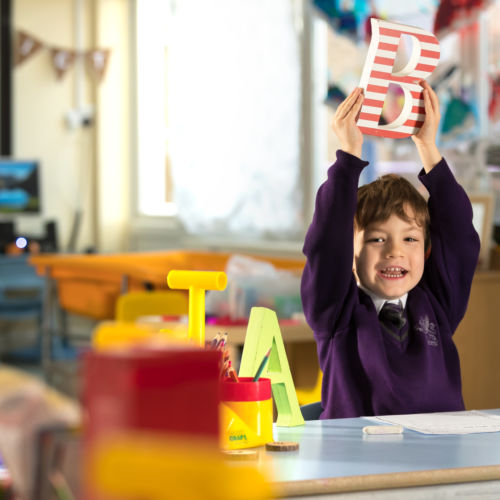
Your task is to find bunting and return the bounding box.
[51,48,76,80]
[15,30,43,65]
[14,30,111,82]
[86,49,110,81]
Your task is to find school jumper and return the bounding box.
[301,150,480,419]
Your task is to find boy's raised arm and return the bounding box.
[301,89,367,335]
[412,81,480,327]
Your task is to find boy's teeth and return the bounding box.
[381,267,405,277]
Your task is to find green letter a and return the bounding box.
[239,307,304,426]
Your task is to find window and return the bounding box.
[134,0,316,246]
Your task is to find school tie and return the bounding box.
[379,301,409,343]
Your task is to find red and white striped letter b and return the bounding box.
[357,18,440,139]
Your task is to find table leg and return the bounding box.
[41,270,55,382]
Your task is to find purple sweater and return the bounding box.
[301,150,480,419]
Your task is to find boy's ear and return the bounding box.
[425,243,432,260]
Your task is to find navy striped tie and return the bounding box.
[379,302,408,343]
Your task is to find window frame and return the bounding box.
[129,0,325,254]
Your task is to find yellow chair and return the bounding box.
[92,321,190,351]
[115,290,189,322]
[92,290,190,351]
[295,370,323,406]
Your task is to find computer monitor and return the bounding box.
[0,159,40,213]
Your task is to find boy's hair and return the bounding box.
[355,174,430,249]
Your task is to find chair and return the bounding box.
[0,254,44,360]
[296,370,323,406]
[92,321,190,351]
[0,254,77,363]
[92,290,191,351]
[300,401,323,421]
[115,290,189,322]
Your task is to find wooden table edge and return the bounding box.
[274,464,500,497]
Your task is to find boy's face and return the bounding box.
[353,208,426,300]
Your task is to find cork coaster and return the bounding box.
[221,449,259,460]
[265,441,299,451]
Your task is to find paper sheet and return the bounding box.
[365,411,500,435]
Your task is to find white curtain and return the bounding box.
[167,0,302,237]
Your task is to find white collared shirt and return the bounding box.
[358,284,408,315]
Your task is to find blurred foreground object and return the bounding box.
[0,366,80,499]
[82,345,274,499]
[88,432,274,500]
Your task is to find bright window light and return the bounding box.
[136,0,302,239]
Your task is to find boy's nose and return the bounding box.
[386,241,403,257]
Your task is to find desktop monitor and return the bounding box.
[0,159,40,213]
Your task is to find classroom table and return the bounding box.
[28,251,307,381]
[265,409,500,498]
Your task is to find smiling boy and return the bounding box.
[301,83,480,419]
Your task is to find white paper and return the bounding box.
[365,411,500,435]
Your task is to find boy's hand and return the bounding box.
[412,80,442,172]
[412,80,440,147]
[332,87,364,159]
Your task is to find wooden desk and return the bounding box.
[28,250,306,381]
[29,251,305,319]
[268,410,500,498]
[454,271,500,410]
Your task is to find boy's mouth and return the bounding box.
[378,266,408,279]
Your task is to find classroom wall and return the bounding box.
[93,0,131,253]
[12,0,130,253]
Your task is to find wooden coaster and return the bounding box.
[221,449,258,460]
[265,441,299,451]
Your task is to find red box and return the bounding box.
[82,347,221,442]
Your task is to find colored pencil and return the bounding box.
[228,366,240,383]
[252,348,271,382]
[210,333,220,349]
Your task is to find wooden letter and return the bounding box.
[357,18,440,138]
[239,307,304,426]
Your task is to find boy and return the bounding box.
[301,82,480,419]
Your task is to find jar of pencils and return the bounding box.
[219,377,273,449]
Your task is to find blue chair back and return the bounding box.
[300,401,323,421]
[0,254,44,317]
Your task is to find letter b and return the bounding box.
[357,18,440,139]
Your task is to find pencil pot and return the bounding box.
[219,377,273,449]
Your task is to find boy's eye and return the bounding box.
[366,237,384,243]
[405,237,418,242]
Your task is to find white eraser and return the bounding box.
[362,425,404,435]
